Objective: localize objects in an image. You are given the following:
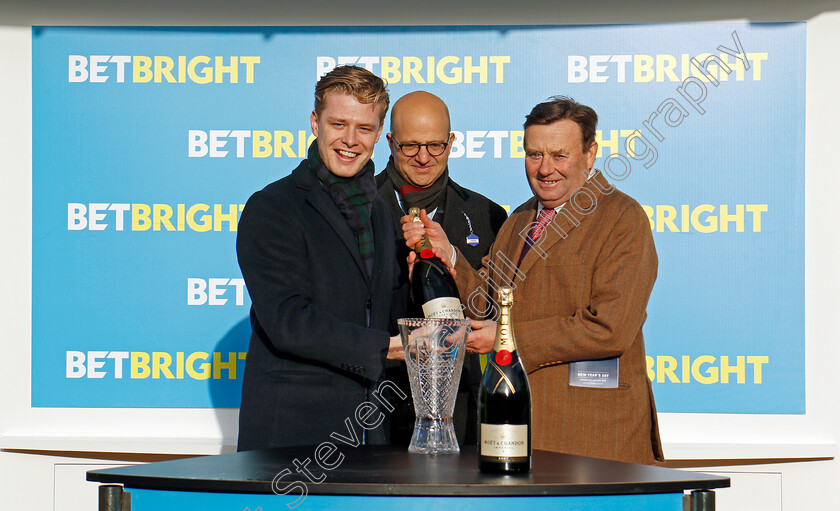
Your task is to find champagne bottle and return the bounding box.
[408,207,464,319]
[478,286,532,473]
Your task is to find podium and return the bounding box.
[88,446,728,510]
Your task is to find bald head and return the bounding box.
[390,91,451,135]
[387,91,454,188]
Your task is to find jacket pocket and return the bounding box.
[266,369,332,385]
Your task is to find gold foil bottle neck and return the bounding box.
[407,208,433,255]
[499,286,513,307]
[494,286,515,349]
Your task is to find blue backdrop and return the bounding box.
[32,23,805,412]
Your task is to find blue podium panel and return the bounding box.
[131,488,684,511]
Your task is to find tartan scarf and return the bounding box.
[384,156,448,214]
[307,140,377,274]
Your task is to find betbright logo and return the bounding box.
[316,56,510,84]
[68,55,260,84]
[66,351,247,380]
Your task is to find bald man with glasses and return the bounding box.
[376,91,507,447]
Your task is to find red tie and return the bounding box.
[530,208,556,241]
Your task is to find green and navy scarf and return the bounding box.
[307,140,377,275]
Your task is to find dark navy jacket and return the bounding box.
[237,160,404,451]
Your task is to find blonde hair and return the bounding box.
[314,65,390,123]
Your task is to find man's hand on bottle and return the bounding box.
[401,209,456,276]
[466,320,496,354]
[406,246,456,280]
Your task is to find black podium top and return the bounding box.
[88,446,728,497]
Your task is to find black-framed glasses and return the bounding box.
[391,138,449,157]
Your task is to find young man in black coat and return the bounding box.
[236,66,410,451]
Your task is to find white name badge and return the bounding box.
[569,358,619,388]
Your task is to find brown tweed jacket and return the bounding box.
[455,172,664,464]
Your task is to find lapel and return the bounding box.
[296,162,371,287]
[369,199,391,290]
[375,171,405,232]
[503,200,538,285]
[514,174,604,277]
[438,183,462,235]
[439,182,483,255]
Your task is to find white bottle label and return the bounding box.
[422,297,465,319]
[480,423,529,457]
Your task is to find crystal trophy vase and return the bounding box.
[398,318,470,454]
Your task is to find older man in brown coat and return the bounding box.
[403,96,663,465]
